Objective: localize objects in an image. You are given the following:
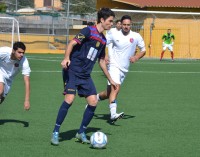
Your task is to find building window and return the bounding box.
[44,0,52,6]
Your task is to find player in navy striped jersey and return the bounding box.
[51,7,117,145]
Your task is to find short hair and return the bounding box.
[121,15,132,23]
[97,7,115,23]
[115,19,121,24]
[13,41,26,51]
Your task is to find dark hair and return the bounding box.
[97,7,115,23]
[121,15,132,23]
[13,41,26,51]
[115,19,121,24]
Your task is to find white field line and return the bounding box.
[28,57,200,74]
[31,70,200,74]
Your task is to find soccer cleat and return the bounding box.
[51,132,59,145]
[110,112,124,124]
[75,132,90,144]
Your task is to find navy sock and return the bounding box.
[78,104,96,134]
[53,101,71,133]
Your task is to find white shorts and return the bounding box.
[163,43,173,51]
[0,75,10,97]
[107,65,127,85]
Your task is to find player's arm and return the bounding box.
[61,27,90,69]
[23,75,30,110]
[99,53,117,89]
[171,34,175,45]
[61,40,77,69]
[130,35,146,63]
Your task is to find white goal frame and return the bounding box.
[0,17,20,47]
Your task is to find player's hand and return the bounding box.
[129,56,138,63]
[110,80,118,90]
[61,59,70,69]
[162,42,165,47]
[171,42,174,46]
[105,55,109,64]
[24,101,30,111]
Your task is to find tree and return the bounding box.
[63,0,96,15]
[0,2,7,12]
[6,0,34,11]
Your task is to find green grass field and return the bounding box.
[1,54,200,157]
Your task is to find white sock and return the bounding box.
[97,94,101,101]
[109,103,117,118]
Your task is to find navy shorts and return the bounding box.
[63,69,97,97]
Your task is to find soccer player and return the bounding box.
[0,42,31,110]
[51,7,117,145]
[106,20,122,63]
[160,29,175,61]
[97,15,146,123]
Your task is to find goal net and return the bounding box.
[0,17,20,48]
[112,9,200,59]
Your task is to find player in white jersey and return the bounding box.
[0,42,31,110]
[97,15,146,123]
[106,19,122,62]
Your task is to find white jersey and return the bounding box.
[106,30,146,72]
[0,46,31,86]
[106,27,121,54]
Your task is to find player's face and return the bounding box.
[13,48,25,60]
[116,21,122,30]
[121,19,131,35]
[101,16,114,30]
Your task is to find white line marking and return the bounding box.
[31,70,200,74]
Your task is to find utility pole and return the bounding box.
[52,0,55,34]
[66,0,70,45]
[15,0,18,12]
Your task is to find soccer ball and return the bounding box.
[90,131,108,148]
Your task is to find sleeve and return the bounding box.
[73,27,90,44]
[162,34,166,40]
[137,34,146,52]
[172,34,175,40]
[21,57,31,76]
[106,29,114,45]
[98,44,106,59]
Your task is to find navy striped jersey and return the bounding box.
[69,26,106,78]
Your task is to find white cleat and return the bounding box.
[110,112,124,124]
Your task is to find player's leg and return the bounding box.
[169,45,174,61]
[51,94,75,145]
[107,65,124,123]
[0,75,8,104]
[160,44,167,61]
[75,78,97,144]
[109,84,124,123]
[62,68,68,95]
[51,71,76,145]
[0,82,5,104]
[97,84,111,101]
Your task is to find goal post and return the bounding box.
[111,9,200,59]
[0,17,20,48]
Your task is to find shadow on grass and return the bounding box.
[93,113,136,126]
[59,127,102,143]
[0,119,29,127]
